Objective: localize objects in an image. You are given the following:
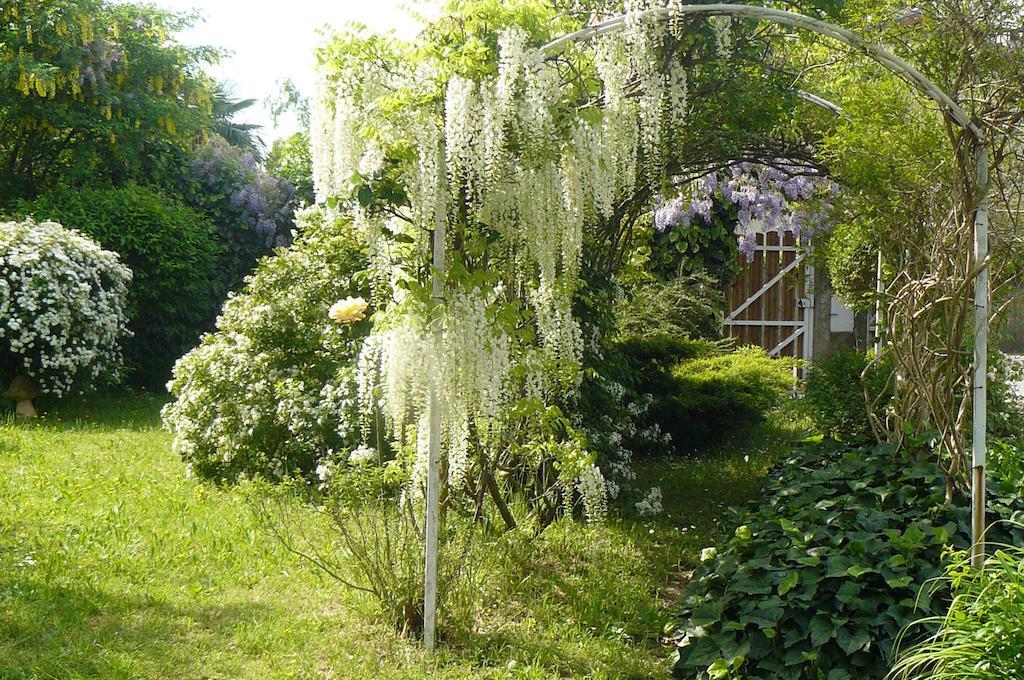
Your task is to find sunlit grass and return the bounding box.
[0,394,805,678]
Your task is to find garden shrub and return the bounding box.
[617,335,721,365]
[162,207,368,482]
[889,541,1024,680]
[0,219,131,396]
[989,437,1024,496]
[649,345,798,451]
[672,441,1024,679]
[803,348,892,440]
[18,185,223,388]
[988,350,1024,439]
[616,273,723,341]
[573,336,713,509]
[577,336,797,509]
[824,219,878,313]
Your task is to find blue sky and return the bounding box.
[147,1,439,145]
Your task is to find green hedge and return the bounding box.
[672,441,1024,679]
[17,185,223,388]
[617,338,798,452]
[803,349,892,441]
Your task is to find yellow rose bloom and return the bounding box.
[329,297,368,324]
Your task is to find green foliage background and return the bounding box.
[17,185,223,388]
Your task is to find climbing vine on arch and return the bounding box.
[308,0,838,528]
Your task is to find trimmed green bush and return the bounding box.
[578,338,797,467]
[639,343,798,451]
[162,208,368,482]
[616,273,723,341]
[17,185,223,388]
[803,348,892,440]
[672,441,1024,679]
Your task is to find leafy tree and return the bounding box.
[267,131,314,206]
[0,0,220,204]
[806,0,1024,491]
[301,0,829,533]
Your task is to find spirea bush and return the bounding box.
[0,218,131,396]
[162,208,369,482]
[18,185,223,388]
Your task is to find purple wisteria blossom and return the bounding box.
[653,161,838,261]
[191,138,298,249]
[76,39,124,89]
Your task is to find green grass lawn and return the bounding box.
[0,394,808,679]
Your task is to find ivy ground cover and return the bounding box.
[673,441,1024,679]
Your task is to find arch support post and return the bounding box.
[971,138,990,570]
[424,184,447,653]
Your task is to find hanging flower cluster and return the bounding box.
[309,43,403,205]
[654,163,838,260]
[356,288,512,492]
[191,138,298,249]
[308,7,776,519]
[0,219,131,396]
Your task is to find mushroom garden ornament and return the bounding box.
[5,375,39,417]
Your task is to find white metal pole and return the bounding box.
[424,163,447,652]
[971,140,990,569]
[874,250,883,353]
[803,261,815,365]
[424,390,441,651]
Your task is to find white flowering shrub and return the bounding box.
[0,219,131,396]
[162,208,369,481]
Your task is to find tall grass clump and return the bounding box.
[889,539,1024,680]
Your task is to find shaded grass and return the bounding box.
[628,403,815,572]
[0,396,808,678]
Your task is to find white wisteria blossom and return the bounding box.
[635,486,664,516]
[0,219,131,396]
[710,16,734,58]
[307,12,759,520]
[577,463,609,523]
[357,288,512,491]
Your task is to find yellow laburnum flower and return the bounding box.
[328,297,368,324]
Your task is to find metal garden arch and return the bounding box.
[422,4,992,651]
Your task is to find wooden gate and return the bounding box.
[723,231,813,360]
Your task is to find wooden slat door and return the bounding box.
[723,232,811,360]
